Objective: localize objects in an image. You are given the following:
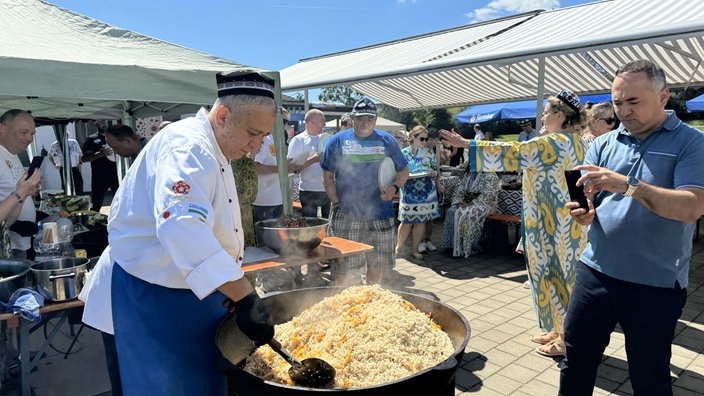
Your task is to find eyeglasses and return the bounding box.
[418,137,429,142]
[597,117,615,125]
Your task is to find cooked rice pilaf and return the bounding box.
[243,285,454,388]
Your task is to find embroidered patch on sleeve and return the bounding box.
[187,203,208,222]
[171,181,191,194]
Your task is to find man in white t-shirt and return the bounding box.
[252,134,301,224]
[0,109,42,258]
[287,109,331,219]
[48,137,83,194]
[473,123,485,140]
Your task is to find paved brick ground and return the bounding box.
[12,219,704,395]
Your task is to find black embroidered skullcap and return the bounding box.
[216,69,275,99]
[556,90,583,112]
[519,119,531,126]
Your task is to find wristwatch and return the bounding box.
[624,177,640,197]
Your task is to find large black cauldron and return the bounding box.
[216,287,470,396]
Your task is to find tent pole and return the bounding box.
[535,57,546,132]
[264,71,292,216]
[119,102,136,181]
[52,123,75,196]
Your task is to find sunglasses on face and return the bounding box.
[597,117,615,125]
[282,119,289,123]
[418,137,428,142]
[341,121,348,126]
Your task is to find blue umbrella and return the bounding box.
[686,94,704,112]
[456,94,612,124]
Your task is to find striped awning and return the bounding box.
[281,0,704,111]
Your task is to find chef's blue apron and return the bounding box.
[111,263,228,396]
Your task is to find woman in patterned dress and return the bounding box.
[441,90,588,357]
[450,171,500,258]
[395,126,440,260]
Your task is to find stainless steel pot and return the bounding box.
[255,217,328,256]
[216,286,471,395]
[30,257,90,301]
[0,259,32,302]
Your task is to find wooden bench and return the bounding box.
[484,213,521,248]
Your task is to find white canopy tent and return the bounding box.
[325,116,406,133]
[0,0,293,206]
[0,0,256,121]
[281,0,704,128]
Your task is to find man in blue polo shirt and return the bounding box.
[560,60,704,395]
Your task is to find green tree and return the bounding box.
[318,86,363,105]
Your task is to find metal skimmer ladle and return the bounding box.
[268,338,336,388]
[222,297,336,387]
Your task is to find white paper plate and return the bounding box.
[378,157,397,188]
[409,171,432,179]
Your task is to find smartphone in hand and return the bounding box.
[564,170,588,210]
[26,156,44,180]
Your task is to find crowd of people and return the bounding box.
[0,58,699,396]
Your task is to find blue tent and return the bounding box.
[686,94,704,112]
[455,94,612,124]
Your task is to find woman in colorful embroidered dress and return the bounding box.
[447,171,500,257]
[441,90,588,357]
[395,126,440,260]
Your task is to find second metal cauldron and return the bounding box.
[216,286,470,396]
[0,259,32,302]
[30,257,90,301]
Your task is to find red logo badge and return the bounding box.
[171,181,190,194]
[163,211,170,219]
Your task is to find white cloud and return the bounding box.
[466,0,560,22]
[397,0,418,4]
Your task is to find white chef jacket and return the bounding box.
[81,108,245,333]
[0,145,36,251]
[287,131,325,192]
[253,134,282,206]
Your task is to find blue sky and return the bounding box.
[48,0,593,72]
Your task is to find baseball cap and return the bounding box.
[352,98,377,117]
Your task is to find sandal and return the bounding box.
[530,332,559,345]
[536,339,565,357]
[411,252,424,260]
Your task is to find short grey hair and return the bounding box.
[615,60,667,92]
[0,109,32,125]
[210,95,277,122]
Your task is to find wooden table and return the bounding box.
[0,299,84,396]
[242,237,373,273]
[1,236,372,396]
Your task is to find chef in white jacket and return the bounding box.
[80,70,277,396]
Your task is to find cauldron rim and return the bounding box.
[216,286,471,392]
[0,259,32,283]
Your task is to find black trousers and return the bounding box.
[90,169,119,211]
[560,262,687,396]
[299,190,331,218]
[59,167,84,195]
